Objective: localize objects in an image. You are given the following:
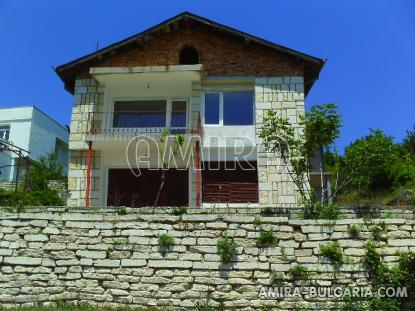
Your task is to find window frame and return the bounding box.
[0,125,10,140]
[111,97,189,129]
[202,91,254,126]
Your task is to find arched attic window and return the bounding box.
[179,46,199,65]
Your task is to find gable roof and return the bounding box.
[55,11,325,95]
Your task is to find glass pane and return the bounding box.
[205,93,220,124]
[223,92,253,125]
[0,126,10,140]
[113,100,166,128]
[171,101,187,127]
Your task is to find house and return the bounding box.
[0,106,69,182]
[55,12,324,208]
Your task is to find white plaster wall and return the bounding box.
[0,107,69,180]
[29,108,69,171]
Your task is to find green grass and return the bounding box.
[1,304,166,311]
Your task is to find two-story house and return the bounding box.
[55,12,324,208]
[0,106,69,182]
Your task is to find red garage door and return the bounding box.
[202,161,259,203]
[107,169,188,207]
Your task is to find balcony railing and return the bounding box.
[85,111,201,136]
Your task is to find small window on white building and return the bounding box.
[204,92,254,126]
[0,126,10,140]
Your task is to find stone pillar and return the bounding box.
[67,78,104,207]
[255,76,306,206]
[188,81,202,208]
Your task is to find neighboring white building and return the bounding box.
[0,106,69,181]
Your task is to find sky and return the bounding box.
[0,0,414,151]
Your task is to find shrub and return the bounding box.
[371,221,388,241]
[116,207,128,215]
[347,224,361,239]
[158,233,175,248]
[301,203,341,220]
[256,229,277,247]
[172,206,187,216]
[288,265,309,280]
[270,271,284,285]
[260,207,274,216]
[320,241,343,266]
[20,188,64,206]
[217,234,238,263]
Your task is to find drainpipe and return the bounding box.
[86,141,93,207]
[195,141,201,208]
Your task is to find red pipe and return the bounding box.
[86,141,93,207]
[195,141,201,208]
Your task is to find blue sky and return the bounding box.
[0,0,414,151]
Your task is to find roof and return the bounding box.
[55,11,325,95]
[0,106,69,132]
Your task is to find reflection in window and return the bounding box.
[223,92,253,125]
[205,93,220,125]
[113,100,166,128]
[171,101,187,127]
[0,126,10,140]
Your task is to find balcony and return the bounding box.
[84,111,201,141]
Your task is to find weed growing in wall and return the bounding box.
[159,233,175,249]
[256,229,277,247]
[320,241,344,267]
[347,224,361,239]
[217,233,238,263]
[288,265,310,280]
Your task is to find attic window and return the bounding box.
[179,46,199,65]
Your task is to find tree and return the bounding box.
[402,124,415,155]
[30,153,65,190]
[342,129,398,193]
[259,103,341,207]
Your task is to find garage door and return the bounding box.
[107,168,188,207]
[202,161,259,203]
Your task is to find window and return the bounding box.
[112,99,187,129]
[171,101,187,127]
[0,126,10,140]
[179,46,199,65]
[204,93,220,125]
[113,100,167,128]
[203,92,254,126]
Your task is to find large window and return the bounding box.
[112,100,187,129]
[204,92,253,126]
[0,126,10,140]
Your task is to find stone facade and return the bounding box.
[67,78,104,207]
[0,209,414,310]
[255,76,306,206]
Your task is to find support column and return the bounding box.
[85,141,92,207]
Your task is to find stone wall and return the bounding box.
[255,76,306,206]
[68,78,104,207]
[0,209,414,310]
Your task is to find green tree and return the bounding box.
[30,154,65,190]
[260,103,341,206]
[342,129,398,193]
[401,124,415,155]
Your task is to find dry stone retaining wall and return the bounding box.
[0,209,414,310]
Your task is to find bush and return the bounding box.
[0,188,64,206]
[320,241,343,266]
[302,203,341,220]
[370,221,388,241]
[256,229,277,247]
[172,206,187,216]
[288,265,309,280]
[217,233,238,263]
[158,234,175,248]
[270,271,284,285]
[260,207,274,216]
[347,224,361,239]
